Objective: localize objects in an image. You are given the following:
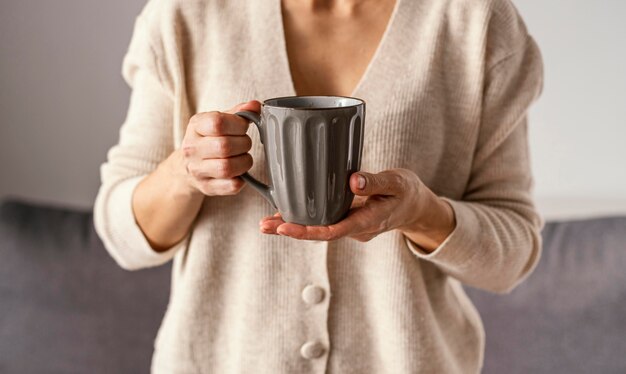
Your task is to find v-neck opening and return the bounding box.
[275,0,404,99]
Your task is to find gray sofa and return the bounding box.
[1,199,625,373]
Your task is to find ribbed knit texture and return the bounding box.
[93,0,544,372]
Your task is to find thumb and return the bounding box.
[350,171,399,197]
[226,100,261,114]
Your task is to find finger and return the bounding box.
[224,100,262,115]
[275,223,338,241]
[260,216,285,234]
[195,135,252,159]
[259,213,283,225]
[275,203,378,240]
[187,153,253,179]
[194,177,246,196]
[276,212,365,240]
[260,227,279,235]
[324,207,371,238]
[350,195,367,209]
[191,111,250,136]
[350,170,402,197]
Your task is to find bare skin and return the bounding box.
[282,0,396,96]
[132,101,260,251]
[132,0,455,253]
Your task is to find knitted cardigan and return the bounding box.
[94,0,544,372]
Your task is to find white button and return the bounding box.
[301,285,325,305]
[300,341,326,359]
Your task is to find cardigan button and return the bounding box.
[300,341,326,359]
[301,285,325,305]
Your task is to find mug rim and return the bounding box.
[262,95,365,110]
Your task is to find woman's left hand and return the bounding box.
[259,168,456,251]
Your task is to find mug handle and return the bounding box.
[235,111,277,209]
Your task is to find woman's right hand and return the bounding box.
[180,100,261,196]
[132,100,260,252]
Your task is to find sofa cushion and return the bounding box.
[2,198,625,373]
[465,216,626,374]
[0,200,171,374]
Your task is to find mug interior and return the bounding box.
[264,96,363,110]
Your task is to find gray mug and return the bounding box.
[236,95,365,226]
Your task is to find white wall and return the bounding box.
[0,0,145,210]
[514,1,626,219]
[1,1,625,220]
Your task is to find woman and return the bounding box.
[95,0,543,372]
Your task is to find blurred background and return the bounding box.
[1,1,625,219]
[1,1,625,374]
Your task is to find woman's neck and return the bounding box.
[282,0,384,15]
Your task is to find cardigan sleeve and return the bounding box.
[406,35,545,294]
[93,12,187,271]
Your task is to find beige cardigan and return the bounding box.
[94,0,544,372]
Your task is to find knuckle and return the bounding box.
[182,142,195,157]
[214,159,233,178]
[187,163,200,178]
[232,177,245,190]
[324,228,337,241]
[198,180,215,196]
[189,113,202,125]
[215,137,231,157]
[225,178,244,194]
[379,176,391,191]
[244,153,253,169]
[367,174,379,190]
[377,217,390,233]
[376,222,386,233]
[208,111,225,134]
[195,182,208,195]
[393,173,404,188]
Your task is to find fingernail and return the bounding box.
[357,175,366,190]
